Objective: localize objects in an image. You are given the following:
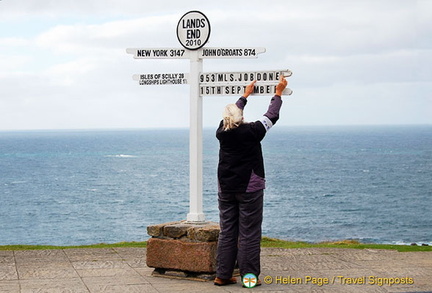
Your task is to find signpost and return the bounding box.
[199,47,266,58]
[199,69,292,83]
[199,69,293,96]
[127,11,292,223]
[200,84,293,96]
[126,48,191,59]
[125,47,266,59]
[132,73,189,86]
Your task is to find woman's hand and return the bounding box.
[243,80,256,98]
[275,75,288,96]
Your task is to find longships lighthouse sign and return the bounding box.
[126,11,292,222]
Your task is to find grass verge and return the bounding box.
[261,237,432,252]
[0,238,430,252]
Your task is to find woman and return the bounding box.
[214,75,288,286]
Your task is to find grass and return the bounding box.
[0,237,430,252]
[261,237,432,252]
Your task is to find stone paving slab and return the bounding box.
[0,247,431,292]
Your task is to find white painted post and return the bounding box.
[187,50,205,223]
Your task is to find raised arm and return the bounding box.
[235,80,257,110]
[260,75,288,130]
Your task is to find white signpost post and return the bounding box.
[127,11,292,223]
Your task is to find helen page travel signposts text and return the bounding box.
[127,10,293,223]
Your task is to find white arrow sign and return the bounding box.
[126,48,190,59]
[133,73,189,85]
[200,84,293,96]
[199,69,292,84]
[126,47,266,60]
[199,47,266,59]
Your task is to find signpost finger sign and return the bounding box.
[126,10,293,223]
[199,70,292,83]
[200,84,293,96]
[199,69,293,96]
[132,73,189,86]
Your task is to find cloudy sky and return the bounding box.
[0,0,431,130]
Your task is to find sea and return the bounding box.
[0,125,431,246]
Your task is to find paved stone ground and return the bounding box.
[0,247,431,292]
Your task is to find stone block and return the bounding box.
[163,223,190,239]
[147,221,180,237]
[146,238,217,273]
[188,224,220,242]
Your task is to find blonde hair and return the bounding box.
[222,104,243,131]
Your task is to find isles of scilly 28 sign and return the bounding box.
[176,11,211,50]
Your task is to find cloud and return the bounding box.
[34,15,179,55]
[0,0,430,130]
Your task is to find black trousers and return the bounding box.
[216,190,264,279]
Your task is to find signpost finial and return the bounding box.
[177,11,211,51]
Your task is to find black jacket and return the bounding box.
[216,95,282,193]
[216,120,267,193]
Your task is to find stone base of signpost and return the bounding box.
[146,220,227,281]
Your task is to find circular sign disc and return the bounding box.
[177,11,211,50]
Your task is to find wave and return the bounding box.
[9,181,28,184]
[105,154,137,158]
[390,241,432,246]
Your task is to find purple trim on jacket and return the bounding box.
[236,95,282,124]
[236,97,247,110]
[247,95,282,191]
[246,170,266,192]
[263,95,282,124]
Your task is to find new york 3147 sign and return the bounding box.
[177,11,211,50]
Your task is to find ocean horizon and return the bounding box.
[0,125,431,246]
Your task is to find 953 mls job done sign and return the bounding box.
[177,11,211,50]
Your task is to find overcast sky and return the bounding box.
[0,0,431,130]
